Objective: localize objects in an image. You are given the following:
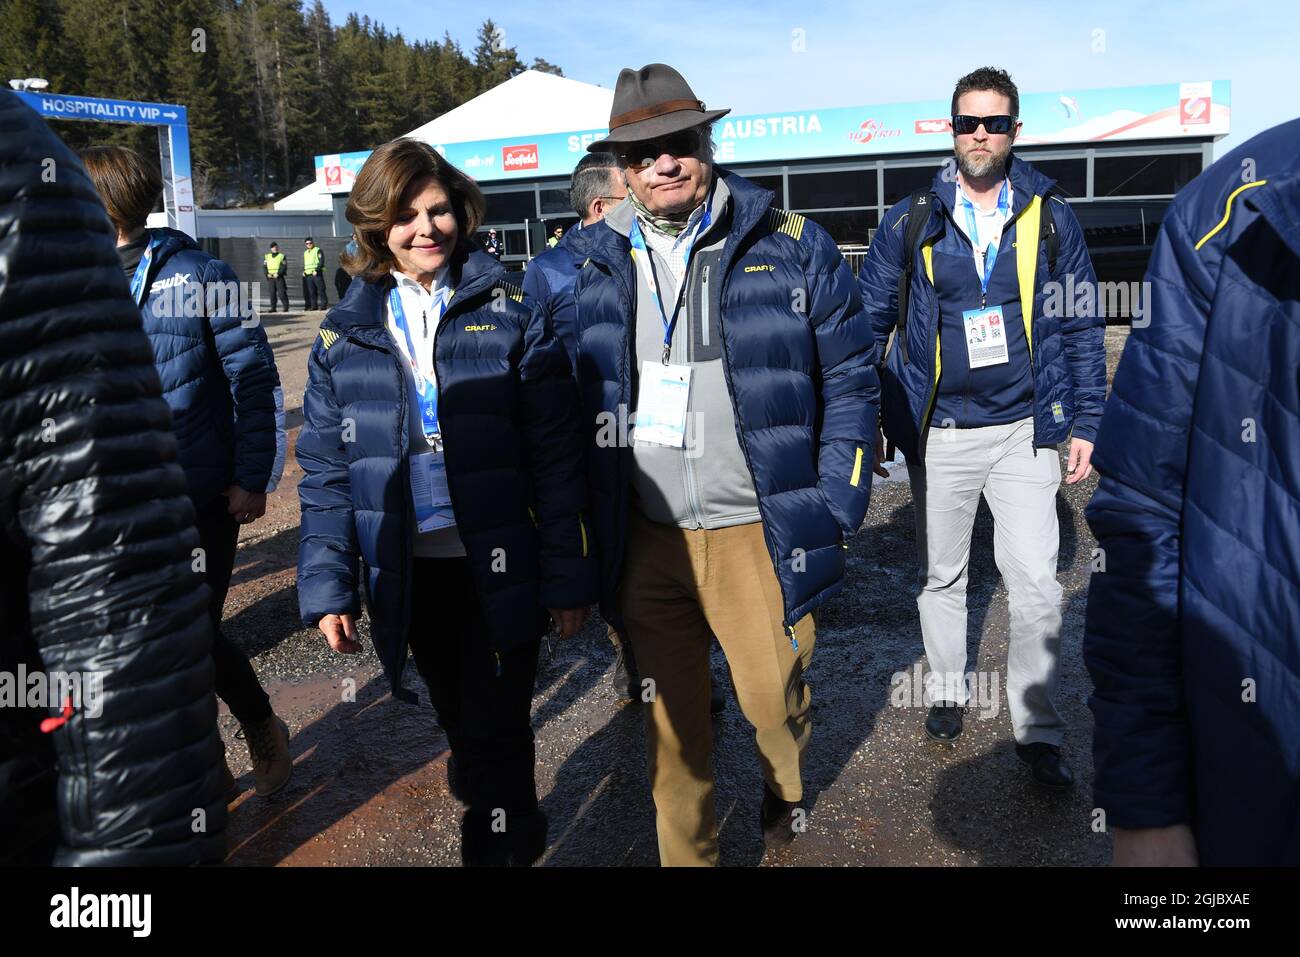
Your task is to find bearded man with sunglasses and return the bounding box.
[570,63,879,866]
[858,67,1105,788]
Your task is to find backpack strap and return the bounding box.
[895,188,934,365]
[1040,187,1061,275]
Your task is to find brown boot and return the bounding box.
[239,715,293,797]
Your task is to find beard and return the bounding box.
[957,141,1011,179]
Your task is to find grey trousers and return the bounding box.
[906,417,1065,745]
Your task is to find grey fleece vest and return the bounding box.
[606,178,761,530]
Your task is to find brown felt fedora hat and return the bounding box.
[587,63,730,151]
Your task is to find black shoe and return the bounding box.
[759,783,800,849]
[611,646,639,701]
[925,702,964,742]
[506,810,548,867]
[1015,742,1075,790]
[446,753,468,802]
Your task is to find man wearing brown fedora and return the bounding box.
[569,63,880,865]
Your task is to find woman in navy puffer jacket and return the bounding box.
[296,139,596,866]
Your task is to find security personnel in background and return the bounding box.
[484,228,502,260]
[547,225,563,248]
[264,242,289,313]
[303,237,326,311]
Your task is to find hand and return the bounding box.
[1111,825,1198,867]
[1065,437,1095,485]
[548,606,588,639]
[872,429,892,479]
[318,613,362,654]
[225,485,267,524]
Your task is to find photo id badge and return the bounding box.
[633,360,692,448]
[410,450,456,532]
[962,305,1010,369]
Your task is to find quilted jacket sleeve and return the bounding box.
[296,331,362,627]
[515,295,598,610]
[1082,201,1213,829]
[806,221,880,538]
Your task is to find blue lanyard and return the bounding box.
[388,285,447,441]
[628,196,713,364]
[128,237,156,307]
[960,179,1010,295]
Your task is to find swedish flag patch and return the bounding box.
[318,327,339,349]
[767,208,806,242]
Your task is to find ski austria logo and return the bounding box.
[848,119,901,144]
[50,887,152,937]
[502,144,539,171]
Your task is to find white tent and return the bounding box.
[274,70,613,211]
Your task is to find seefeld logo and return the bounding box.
[848,119,901,144]
[502,144,539,171]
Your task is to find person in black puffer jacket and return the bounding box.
[0,88,227,865]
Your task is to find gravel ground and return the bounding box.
[219,314,1131,866]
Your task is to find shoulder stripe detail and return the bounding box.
[1195,179,1268,251]
[318,327,339,349]
[767,207,806,242]
[495,282,525,303]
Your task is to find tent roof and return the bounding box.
[274,70,613,210]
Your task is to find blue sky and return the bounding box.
[321,0,1297,157]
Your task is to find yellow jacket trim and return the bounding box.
[849,447,864,488]
[1195,179,1268,251]
[1015,195,1042,360]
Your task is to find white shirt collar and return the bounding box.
[391,267,448,301]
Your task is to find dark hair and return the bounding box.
[342,137,487,282]
[951,66,1019,118]
[270,242,279,248]
[304,237,314,242]
[570,152,622,218]
[78,145,162,235]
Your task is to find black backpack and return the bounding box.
[893,186,1060,364]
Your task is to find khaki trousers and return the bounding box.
[621,510,815,866]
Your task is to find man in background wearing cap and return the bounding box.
[570,63,879,865]
[264,241,289,313]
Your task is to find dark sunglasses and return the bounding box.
[951,114,1016,136]
[619,128,704,171]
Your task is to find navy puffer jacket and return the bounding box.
[1083,117,1300,865]
[571,170,880,633]
[858,156,1105,463]
[296,248,596,701]
[133,228,283,505]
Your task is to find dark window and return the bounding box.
[540,188,572,215]
[1094,153,1201,197]
[1028,157,1087,198]
[795,208,878,245]
[883,164,942,205]
[788,169,877,209]
[482,189,537,224]
[480,226,527,258]
[744,174,784,203]
[1071,200,1169,250]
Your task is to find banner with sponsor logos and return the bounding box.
[314,80,1228,191]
